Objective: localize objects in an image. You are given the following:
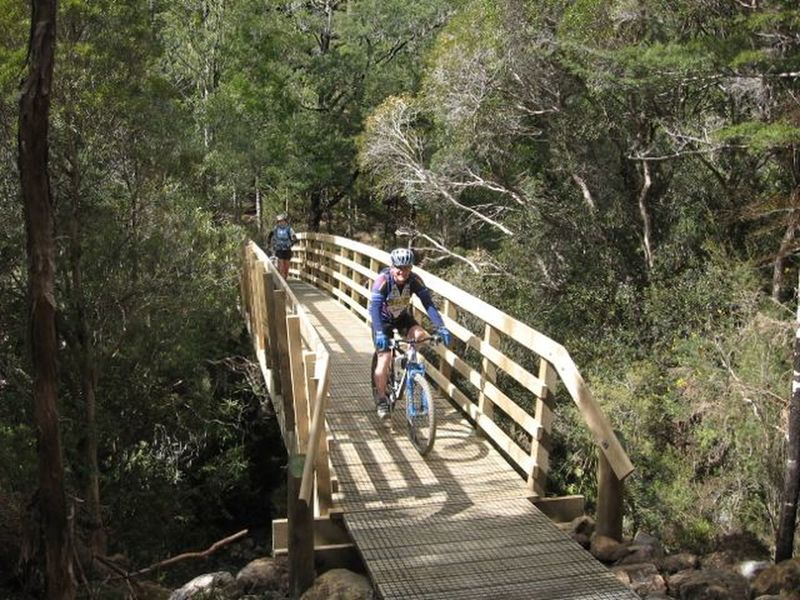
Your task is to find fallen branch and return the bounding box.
[127,529,249,578]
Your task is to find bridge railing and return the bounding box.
[292,232,633,530]
[239,241,332,516]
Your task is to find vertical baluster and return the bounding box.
[478,324,499,421]
[528,358,557,496]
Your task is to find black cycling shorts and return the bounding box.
[275,249,292,260]
[376,312,419,350]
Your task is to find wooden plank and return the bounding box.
[531,495,585,523]
[272,515,352,552]
[417,301,547,399]
[429,344,541,439]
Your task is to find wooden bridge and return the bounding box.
[239,234,638,599]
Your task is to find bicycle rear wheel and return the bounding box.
[407,372,436,455]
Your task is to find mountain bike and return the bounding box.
[371,334,441,456]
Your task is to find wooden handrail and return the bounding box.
[240,241,333,506]
[293,232,633,485]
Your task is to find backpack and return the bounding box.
[273,225,292,251]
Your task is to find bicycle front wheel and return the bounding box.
[407,372,436,455]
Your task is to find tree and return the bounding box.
[776,274,800,561]
[18,0,75,596]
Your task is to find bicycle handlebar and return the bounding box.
[390,334,441,348]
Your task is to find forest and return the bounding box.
[1,0,800,598]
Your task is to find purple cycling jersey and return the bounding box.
[369,268,444,336]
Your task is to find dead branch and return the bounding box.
[122,529,249,579]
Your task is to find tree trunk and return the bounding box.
[775,272,800,562]
[65,141,106,558]
[18,0,76,597]
[307,190,324,232]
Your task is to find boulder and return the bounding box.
[659,553,700,574]
[570,515,596,538]
[751,558,800,597]
[236,556,288,593]
[300,568,373,600]
[571,532,591,550]
[169,571,237,600]
[616,544,658,566]
[633,531,665,559]
[667,568,750,600]
[591,534,630,563]
[134,580,172,600]
[702,530,770,571]
[610,562,667,597]
[738,560,771,580]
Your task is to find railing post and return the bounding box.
[299,236,308,282]
[239,243,252,326]
[251,255,267,354]
[287,316,310,450]
[439,300,457,380]
[273,286,295,438]
[287,431,314,598]
[528,358,557,496]
[263,271,281,390]
[367,258,381,328]
[478,324,498,420]
[596,433,625,541]
[338,246,347,303]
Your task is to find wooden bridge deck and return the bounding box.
[292,281,637,599]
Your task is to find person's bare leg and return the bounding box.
[408,324,427,342]
[374,351,391,398]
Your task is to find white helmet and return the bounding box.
[390,248,414,267]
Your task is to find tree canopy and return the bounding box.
[1,0,800,594]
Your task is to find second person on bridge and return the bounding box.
[267,213,298,280]
[369,248,451,419]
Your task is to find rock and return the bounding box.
[134,580,172,600]
[751,558,800,597]
[300,568,373,600]
[611,562,667,597]
[570,515,596,537]
[659,552,700,574]
[571,532,591,549]
[236,556,288,593]
[667,568,750,600]
[703,530,771,570]
[633,531,665,559]
[169,571,237,600]
[738,560,772,580]
[591,534,630,563]
[616,544,657,566]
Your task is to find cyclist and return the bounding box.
[369,248,451,419]
[267,213,297,279]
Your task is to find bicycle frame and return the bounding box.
[387,335,437,413]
